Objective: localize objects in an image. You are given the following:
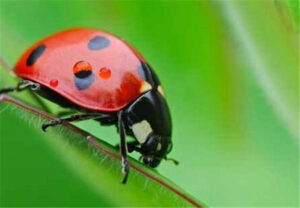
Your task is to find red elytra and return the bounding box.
[14,28,148,112]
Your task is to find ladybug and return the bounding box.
[0,28,177,183]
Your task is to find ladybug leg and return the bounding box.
[0,80,40,94]
[0,80,52,113]
[118,111,130,184]
[17,80,40,91]
[115,141,140,153]
[126,141,141,153]
[0,80,50,112]
[56,110,77,117]
[42,113,110,132]
[0,87,15,94]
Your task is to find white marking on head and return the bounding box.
[140,81,152,93]
[156,142,162,151]
[157,85,165,97]
[132,120,153,144]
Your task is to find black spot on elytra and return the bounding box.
[26,44,46,66]
[88,36,110,50]
[74,70,92,79]
[138,62,160,87]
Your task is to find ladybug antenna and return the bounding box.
[164,156,179,165]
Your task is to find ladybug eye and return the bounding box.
[73,61,95,90]
[73,61,93,78]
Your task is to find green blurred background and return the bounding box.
[0,0,298,207]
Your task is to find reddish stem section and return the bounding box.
[0,94,204,208]
[0,55,12,72]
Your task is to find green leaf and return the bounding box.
[0,94,204,207]
[1,0,298,207]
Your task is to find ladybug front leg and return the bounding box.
[115,141,140,153]
[118,111,130,184]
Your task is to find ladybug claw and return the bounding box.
[121,160,129,184]
[42,119,62,132]
[121,172,129,184]
[42,124,49,132]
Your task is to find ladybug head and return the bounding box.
[140,133,172,167]
[125,90,172,168]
